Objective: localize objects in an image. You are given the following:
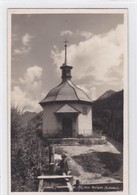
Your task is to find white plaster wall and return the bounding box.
[71,103,92,136]
[43,104,62,136]
[78,107,92,136]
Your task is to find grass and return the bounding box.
[73,152,123,181]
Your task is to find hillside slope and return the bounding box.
[92,90,123,142]
[98,90,116,100]
[20,111,37,127]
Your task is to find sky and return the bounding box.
[11,11,126,112]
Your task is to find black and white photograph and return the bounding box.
[9,9,128,193]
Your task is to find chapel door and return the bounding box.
[62,117,72,137]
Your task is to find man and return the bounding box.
[56,153,80,188]
[57,153,70,175]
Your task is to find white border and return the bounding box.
[8,7,128,195]
[0,1,137,195]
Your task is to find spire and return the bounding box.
[60,39,73,80]
[63,39,68,65]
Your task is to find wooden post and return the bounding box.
[49,144,55,174]
[62,172,73,192]
[38,179,44,192]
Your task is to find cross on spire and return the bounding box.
[63,39,68,64]
[60,39,73,80]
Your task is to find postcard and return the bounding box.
[8,8,128,195]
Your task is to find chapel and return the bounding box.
[40,41,93,138]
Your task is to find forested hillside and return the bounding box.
[92,90,123,142]
[20,111,37,127]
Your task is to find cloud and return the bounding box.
[13,49,23,55]
[60,30,73,37]
[88,87,97,100]
[22,33,34,46]
[19,65,42,84]
[60,30,93,39]
[13,46,31,55]
[13,33,34,56]
[77,85,89,94]
[77,85,97,100]
[51,24,124,98]
[12,86,42,112]
[76,30,93,39]
[12,65,43,112]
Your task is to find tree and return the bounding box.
[11,104,23,139]
[11,105,49,191]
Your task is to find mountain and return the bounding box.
[97,90,116,100]
[20,111,37,127]
[29,111,43,129]
[92,90,123,142]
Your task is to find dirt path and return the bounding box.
[56,141,120,156]
[55,140,123,184]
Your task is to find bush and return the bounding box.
[11,105,49,192]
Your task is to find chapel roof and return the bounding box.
[40,79,91,104]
